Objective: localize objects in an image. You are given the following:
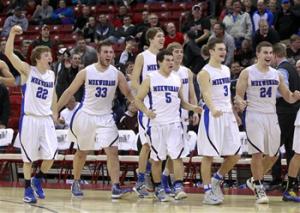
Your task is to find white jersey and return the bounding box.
[141,50,159,108]
[174,65,189,123]
[203,64,232,112]
[246,64,280,113]
[148,71,182,126]
[22,66,55,116]
[81,64,118,115]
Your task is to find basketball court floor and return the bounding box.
[0,184,298,213]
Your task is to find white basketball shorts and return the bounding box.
[138,111,151,145]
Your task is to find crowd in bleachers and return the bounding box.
[0,0,299,133]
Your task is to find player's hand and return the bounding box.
[293,90,300,100]
[235,115,242,126]
[211,108,223,118]
[192,106,202,115]
[10,25,23,35]
[52,111,59,124]
[192,112,200,126]
[145,109,156,119]
[234,96,247,111]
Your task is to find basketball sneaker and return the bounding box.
[282,191,300,202]
[202,190,223,205]
[154,186,172,202]
[23,187,37,204]
[254,184,269,204]
[246,177,255,192]
[145,173,154,191]
[71,180,84,197]
[133,182,151,198]
[31,177,45,199]
[211,176,224,201]
[174,182,187,200]
[111,184,132,199]
[162,174,173,195]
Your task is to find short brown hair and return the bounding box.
[97,40,113,53]
[166,42,182,52]
[207,38,224,50]
[30,46,51,66]
[256,41,272,53]
[146,27,163,44]
[290,34,300,43]
[273,43,287,58]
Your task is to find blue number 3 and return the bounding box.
[95,87,107,97]
[223,85,228,96]
[36,87,48,99]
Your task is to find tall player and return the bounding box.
[235,41,300,204]
[131,27,165,197]
[161,42,199,194]
[54,41,134,199]
[197,38,241,205]
[5,25,58,204]
[135,49,202,201]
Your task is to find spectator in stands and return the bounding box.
[83,16,97,43]
[0,40,24,84]
[25,0,37,17]
[296,59,300,76]
[253,19,280,49]
[181,4,210,47]
[114,15,136,44]
[252,0,274,31]
[135,10,149,39]
[183,30,203,74]
[56,53,84,101]
[219,0,233,21]
[230,61,242,98]
[73,5,90,32]
[1,6,28,37]
[57,96,80,129]
[118,36,136,66]
[95,14,116,43]
[124,60,134,82]
[287,34,300,65]
[234,38,255,67]
[223,0,253,48]
[209,22,235,66]
[243,0,256,17]
[292,0,300,19]
[70,32,97,67]
[0,59,16,87]
[113,4,129,28]
[164,22,184,48]
[268,0,278,16]
[0,84,9,129]
[52,46,70,80]
[27,24,58,62]
[274,0,298,41]
[51,0,74,24]
[19,40,31,62]
[31,0,54,25]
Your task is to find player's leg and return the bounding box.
[23,162,36,203]
[162,158,173,194]
[71,150,87,197]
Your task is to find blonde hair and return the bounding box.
[30,45,51,66]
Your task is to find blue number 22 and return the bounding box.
[36,87,48,99]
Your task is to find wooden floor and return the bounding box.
[0,187,299,213]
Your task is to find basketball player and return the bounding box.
[197,38,241,205]
[53,41,134,199]
[161,42,199,195]
[235,41,300,204]
[283,109,300,202]
[5,25,58,204]
[131,27,165,197]
[135,49,202,201]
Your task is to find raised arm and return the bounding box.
[234,69,248,111]
[4,25,30,77]
[131,53,143,92]
[0,60,16,86]
[134,78,155,119]
[197,70,221,117]
[118,71,134,103]
[278,74,300,104]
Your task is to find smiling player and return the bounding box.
[235,41,300,204]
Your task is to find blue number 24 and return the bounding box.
[260,87,272,98]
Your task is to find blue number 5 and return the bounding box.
[165,92,172,103]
